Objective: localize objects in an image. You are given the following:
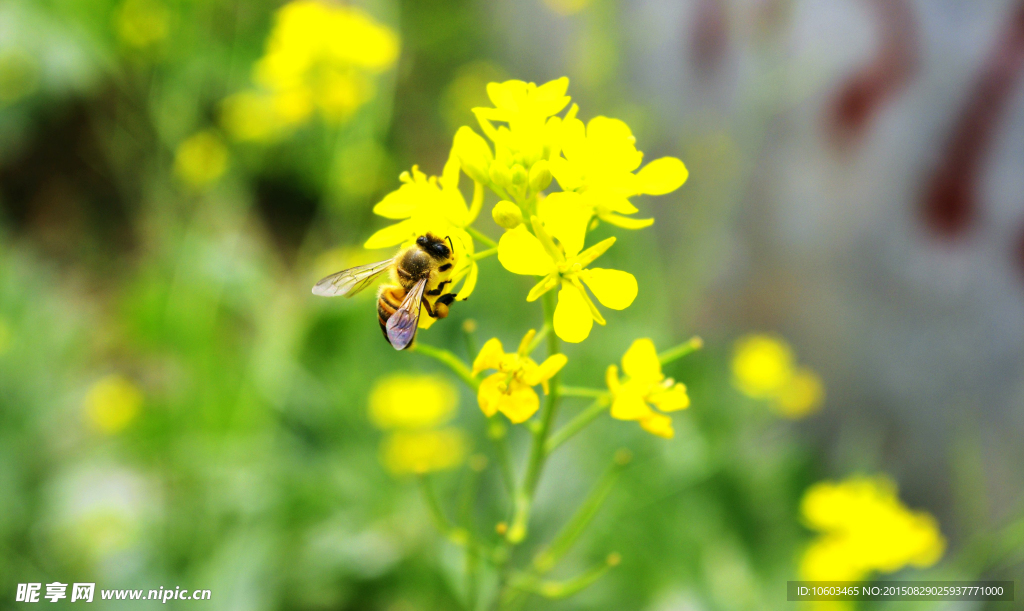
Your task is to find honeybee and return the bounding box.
[312,233,458,350]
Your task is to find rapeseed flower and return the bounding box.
[472,330,567,423]
[173,131,228,188]
[550,116,688,228]
[368,373,467,475]
[731,334,824,418]
[380,429,468,475]
[606,339,690,438]
[800,476,945,581]
[222,1,398,141]
[84,375,143,434]
[369,374,458,430]
[498,217,637,343]
[364,152,482,301]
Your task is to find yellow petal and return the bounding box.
[579,268,637,310]
[639,413,674,438]
[364,218,417,249]
[621,338,663,384]
[495,381,540,423]
[538,191,591,258]
[473,338,506,375]
[372,186,418,219]
[599,213,655,229]
[609,385,653,421]
[731,334,795,399]
[635,157,688,195]
[549,154,583,192]
[605,364,621,394]
[553,283,594,343]
[498,225,555,276]
[439,151,461,192]
[524,354,568,386]
[456,261,479,301]
[649,383,689,412]
[452,126,493,185]
[477,372,506,417]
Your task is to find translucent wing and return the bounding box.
[385,278,426,350]
[312,258,393,297]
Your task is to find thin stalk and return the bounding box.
[545,397,610,453]
[658,335,703,366]
[467,226,498,249]
[524,323,550,354]
[418,474,466,545]
[411,342,479,390]
[470,247,497,261]
[506,291,561,543]
[488,417,516,497]
[509,555,620,600]
[532,455,628,573]
[558,386,608,398]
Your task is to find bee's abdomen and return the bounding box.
[377,285,405,339]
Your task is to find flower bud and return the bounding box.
[510,163,528,186]
[491,200,523,229]
[529,159,552,192]
[452,126,493,184]
[489,162,512,190]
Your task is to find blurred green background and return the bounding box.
[2,0,1023,609]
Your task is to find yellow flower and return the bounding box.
[731,334,825,418]
[497,216,637,343]
[549,116,688,228]
[773,367,824,418]
[466,78,571,198]
[380,429,467,475]
[84,375,142,434]
[731,334,794,398]
[365,151,482,300]
[222,1,398,140]
[605,339,689,438]
[799,476,945,581]
[472,330,567,423]
[115,0,170,49]
[369,373,458,430]
[173,131,229,187]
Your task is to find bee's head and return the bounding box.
[417,233,452,260]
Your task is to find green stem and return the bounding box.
[532,454,628,573]
[545,397,610,453]
[558,386,608,398]
[506,291,561,544]
[658,335,703,366]
[488,417,516,498]
[509,555,620,600]
[467,226,498,249]
[411,342,479,390]
[524,323,550,354]
[418,474,467,545]
[470,247,497,261]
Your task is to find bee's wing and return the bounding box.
[385,278,426,350]
[312,258,394,297]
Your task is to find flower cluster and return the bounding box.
[368,373,467,475]
[367,77,687,343]
[221,1,399,142]
[799,475,945,581]
[731,334,824,418]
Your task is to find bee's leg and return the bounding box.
[433,293,457,319]
[421,298,437,319]
[425,279,451,297]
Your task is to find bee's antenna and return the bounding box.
[446,236,454,252]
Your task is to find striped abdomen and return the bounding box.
[377,285,406,341]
